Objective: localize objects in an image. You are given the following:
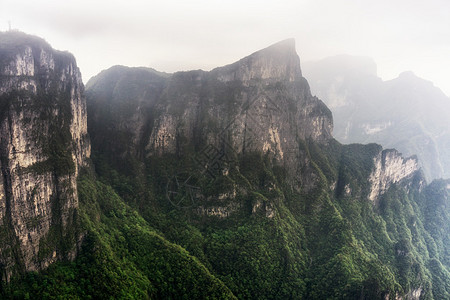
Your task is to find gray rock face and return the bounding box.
[0,32,90,279]
[212,39,303,83]
[88,39,333,189]
[84,39,444,298]
[86,66,168,162]
[368,149,420,203]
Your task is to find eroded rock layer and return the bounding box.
[0,32,90,279]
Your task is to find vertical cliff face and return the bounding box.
[87,39,333,190]
[83,39,450,299]
[0,32,90,280]
[154,38,332,150]
[368,149,420,203]
[85,66,167,165]
[144,40,332,184]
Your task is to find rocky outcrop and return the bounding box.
[85,66,167,162]
[83,38,449,299]
[0,32,90,280]
[196,203,240,218]
[368,149,419,203]
[150,39,333,158]
[212,39,303,83]
[87,40,333,197]
[387,288,423,300]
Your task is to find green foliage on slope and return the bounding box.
[82,136,449,299]
[3,138,449,299]
[2,54,449,299]
[1,173,235,299]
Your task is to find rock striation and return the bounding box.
[0,32,90,280]
[368,149,420,203]
[83,38,448,299]
[88,39,333,190]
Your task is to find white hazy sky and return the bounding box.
[1,0,449,95]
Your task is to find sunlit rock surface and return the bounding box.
[0,32,90,279]
[369,149,420,203]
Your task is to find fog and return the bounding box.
[1,0,449,95]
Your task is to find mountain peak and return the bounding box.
[253,38,297,56]
[393,70,437,89]
[212,39,302,83]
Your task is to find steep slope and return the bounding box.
[302,55,450,181]
[2,34,449,299]
[0,33,237,299]
[86,65,169,163]
[87,39,332,189]
[0,32,90,280]
[3,173,236,299]
[85,41,450,299]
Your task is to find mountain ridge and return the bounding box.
[1,34,449,299]
[303,55,450,181]
[84,39,449,299]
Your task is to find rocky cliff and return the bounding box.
[368,149,420,203]
[2,35,448,299]
[0,32,90,280]
[87,39,332,191]
[150,38,332,153]
[85,40,449,299]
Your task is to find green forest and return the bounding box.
[1,32,449,299]
[3,139,449,299]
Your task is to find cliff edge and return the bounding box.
[0,32,90,280]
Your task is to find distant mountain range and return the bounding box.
[303,55,450,181]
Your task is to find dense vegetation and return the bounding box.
[1,36,449,298]
[4,136,449,299]
[2,171,235,299]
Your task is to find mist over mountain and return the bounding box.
[303,55,450,181]
[1,32,450,299]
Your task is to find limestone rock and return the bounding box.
[212,39,302,83]
[368,149,419,203]
[87,39,333,190]
[0,32,90,279]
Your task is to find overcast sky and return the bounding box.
[1,0,449,96]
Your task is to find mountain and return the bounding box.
[0,32,235,299]
[1,33,449,299]
[0,32,90,280]
[302,55,450,181]
[84,40,449,299]
[86,39,333,191]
